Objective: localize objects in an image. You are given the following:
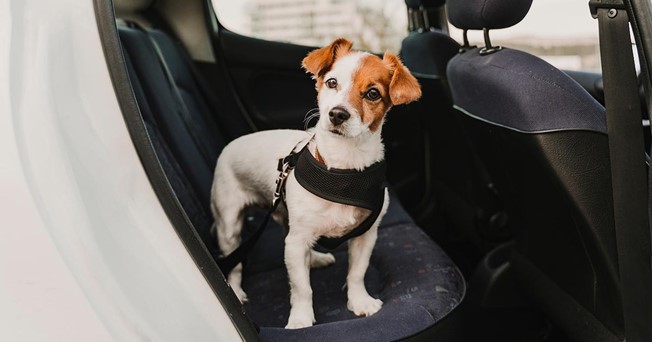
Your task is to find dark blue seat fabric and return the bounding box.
[400,31,459,77]
[147,30,227,159]
[447,0,533,30]
[121,42,218,253]
[118,24,465,341]
[244,198,464,342]
[401,0,459,77]
[119,27,219,210]
[448,47,606,133]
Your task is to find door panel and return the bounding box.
[217,30,317,129]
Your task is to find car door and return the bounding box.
[211,28,316,130]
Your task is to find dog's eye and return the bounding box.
[326,78,338,89]
[365,88,381,101]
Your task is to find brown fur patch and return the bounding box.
[383,53,422,106]
[350,54,394,132]
[302,38,353,91]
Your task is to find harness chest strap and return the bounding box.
[293,146,387,249]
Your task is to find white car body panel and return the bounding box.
[0,0,241,341]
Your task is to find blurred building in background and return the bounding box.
[245,0,406,52]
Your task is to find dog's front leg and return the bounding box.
[284,232,316,329]
[346,190,389,317]
[346,224,383,317]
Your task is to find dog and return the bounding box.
[211,38,421,329]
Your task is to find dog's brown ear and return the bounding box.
[383,53,422,105]
[302,38,353,79]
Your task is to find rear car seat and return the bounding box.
[116,20,465,341]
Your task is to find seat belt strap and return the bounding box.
[217,199,282,274]
[593,2,652,340]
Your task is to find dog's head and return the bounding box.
[302,38,422,138]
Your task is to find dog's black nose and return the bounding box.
[329,107,350,126]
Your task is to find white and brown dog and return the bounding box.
[211,38,421,329]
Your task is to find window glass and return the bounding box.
[212,0,408,53]
[449,0,601,72]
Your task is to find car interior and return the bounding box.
[96,0,652,340]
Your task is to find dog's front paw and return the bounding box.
[310,250,336,268]
[285,319,313,330]
[347,294,383,317]
[285,306,315,329]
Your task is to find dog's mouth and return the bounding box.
[329,129,345,136]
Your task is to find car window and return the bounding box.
[449,0,601,72]
[211,0,408,53]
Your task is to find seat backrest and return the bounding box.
[401,0,459,77]
[445,0,622,340]
[114,0,250,209]
[119,26,221,206]
[118,22,235,260]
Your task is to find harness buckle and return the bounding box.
[273,160,292,206]
[271,135,314,206]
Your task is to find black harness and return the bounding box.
[217,139,387,274]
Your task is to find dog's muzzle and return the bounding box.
[329,107,350,126]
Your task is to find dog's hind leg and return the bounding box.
[212,175,248,303]
[216,211,248,302]
[310,250,336,268]
[215,209,248,302]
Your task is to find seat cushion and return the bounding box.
[242,195,465,342]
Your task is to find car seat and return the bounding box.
[446,0,622,340]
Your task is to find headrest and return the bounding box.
[447,0,533,30]
[405,0,446,9]
[113,0,154,15]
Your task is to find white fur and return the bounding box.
[211,51,389,329]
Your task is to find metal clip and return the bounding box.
[272,161,292,205]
